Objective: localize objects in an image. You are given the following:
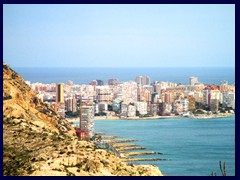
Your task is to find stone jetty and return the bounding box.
[95,133,170,165]
[123,151,156,156]
[117,146,147,152]
[113,143,137,148]
[123,158,169,162]
[102,139,137,143]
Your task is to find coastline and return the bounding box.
[190,113,234,119]
[66,113,234,123]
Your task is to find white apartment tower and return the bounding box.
[189,76,198,86]
[79,99,95,139]
[135,76,150,86]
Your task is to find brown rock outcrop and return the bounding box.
[3,64,163,176]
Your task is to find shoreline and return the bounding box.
[66,113,234,123]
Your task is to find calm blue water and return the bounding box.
[14,67,235,85]
[94,116,235,176]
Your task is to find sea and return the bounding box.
[14,67,235,176]
[14,67,235,85]
[93,116,235,176]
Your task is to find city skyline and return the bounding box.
[3,4,235,68]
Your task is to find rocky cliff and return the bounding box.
[3,64,163,176]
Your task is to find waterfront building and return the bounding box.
[184,96,195,111]
[222,92,235,109]
[56,83,64,103]
[210,90,222,102]
[98,103,108,112]
[180,99,189,112]
[173,100,183,115]
[189,76,198,86]
[165,103,173,115]
[159,102,172,116]
[173,99,189,115]
[120,102,128,117]
[149,103,159,116]
[127,105,136,117]
[202,89,211,106]
[112,99,121,112]
[159,103,165,116]
[79,98,94,139]
[135,101,148,115]
[210,99,219,112]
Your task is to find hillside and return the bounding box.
[3,64,163,176]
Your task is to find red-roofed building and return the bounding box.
[76,129,86,140]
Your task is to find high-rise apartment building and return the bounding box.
[135,76,150,85]
[189,76,198,86]
[210,99,219,112]
[56,83,64,103]
[65,97,77,113]
[222,92,235,109]
[79,98,94,139]
[96,86,112,103]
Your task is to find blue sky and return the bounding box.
[3,4,235,68]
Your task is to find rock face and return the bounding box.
[3,64,163,176]
[3,64,75,136]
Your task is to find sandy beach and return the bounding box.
[66,115,184,123]
[66,113,234,123]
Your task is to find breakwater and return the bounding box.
[95,132,168,163]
